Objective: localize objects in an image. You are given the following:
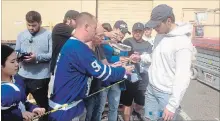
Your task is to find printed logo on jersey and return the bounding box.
[91,60,101,72]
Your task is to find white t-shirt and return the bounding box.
[142,35,155,45]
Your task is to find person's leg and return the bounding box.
[91,93,103,121]
[31,78,49,109]
[107,84,121,121]
[79,108,87,121]
[121,91,133,121]
[71,117,79,121]
[31,78,50,121]
[133,90,145,121]
[84,96,96,121]
[155,89,180,121]
[120,82,135,121]
[96,89,108,121]
[144,85,159,121]
[123,106,132,121]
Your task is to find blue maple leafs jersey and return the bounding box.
[49,37,126,121]
[1,75,37,121]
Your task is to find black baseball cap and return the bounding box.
[132,22,144,31]
[144,23,152,29]
[146,4,173,28]
[114,20,131,35]
[64,10,79,20]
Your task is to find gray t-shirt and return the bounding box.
[123,37,152,90]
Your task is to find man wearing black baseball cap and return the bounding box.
[130,4,194,121]
[122,22,152,121]
[105,20,131,43]
[146,4,175,34]
[99,20,131,121]
[114,20,131,35]
[102,20,131,45]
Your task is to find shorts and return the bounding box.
[120,81,145,106]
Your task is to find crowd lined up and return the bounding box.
[1,4,194,121]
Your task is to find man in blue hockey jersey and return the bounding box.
[48,12,134,121]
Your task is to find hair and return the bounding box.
[1,45,14,66]
[26,11,41,23]
[102,23,112,32]
[75,12,96,27]
[63,18,68,24]
[63,10,79,24]
[163,13,175,23]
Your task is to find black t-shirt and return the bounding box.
[123,37,152,90]
[50,23,74,74]
[89,46,106,94]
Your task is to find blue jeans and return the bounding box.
[71,108,86,121]
[97,84,121,121]
[84,93,101,121]
[144,85,180,120]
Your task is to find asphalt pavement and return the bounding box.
[180,79,220,120]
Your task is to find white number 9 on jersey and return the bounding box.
[91,60,101,72]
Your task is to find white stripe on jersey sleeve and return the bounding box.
[2,83,20,92]
[97,65,107,79]
[102,65,112,81]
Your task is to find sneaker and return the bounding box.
[132,110,145,121]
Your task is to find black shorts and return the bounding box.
[120,81,145,106]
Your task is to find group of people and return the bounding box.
[1,4,194,121]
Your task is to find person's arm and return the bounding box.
[24,101,38,112]
[24,100,45,116]
[15,33,22,52]
[76,47,132,83]
[102,39,117,45]
[35,33,52,63]
[166,49,192,113]
[79,54,126,83]
[146,42,153,54]
[104,31,117,39]
[110,49,129,64]
[123,39,133,56]
[21,86,44,115]
[109,55,120,63]
[22,88,45,115]
[140,53,151,64]
[101,59,109,65]
[1,84,20,110]
[136,42,153,64]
